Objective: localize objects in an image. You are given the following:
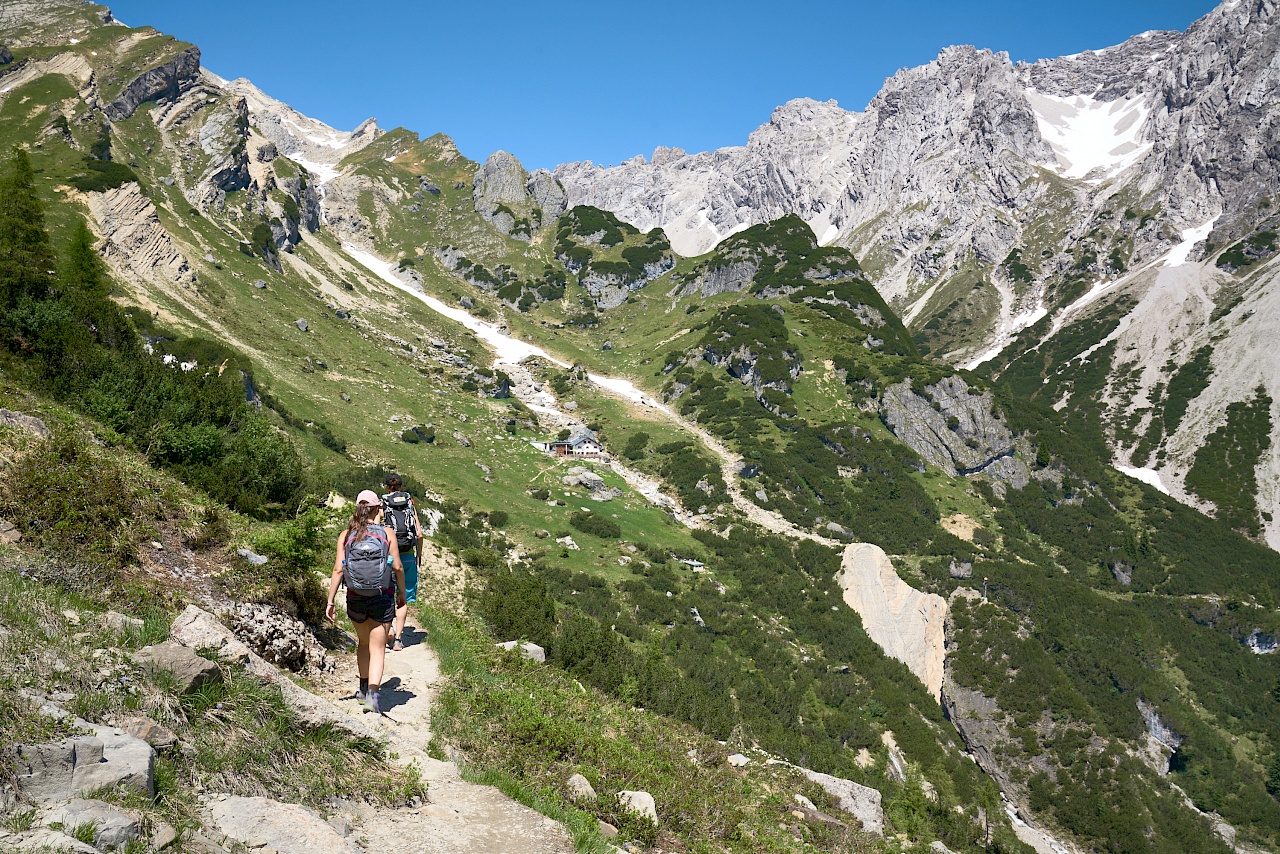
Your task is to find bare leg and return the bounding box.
[367,622,389,689]
[354,619,373,679]
[393,601,408,646]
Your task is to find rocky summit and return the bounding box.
[2,1,1280,853]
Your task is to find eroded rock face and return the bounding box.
[881,376,1030,490]
[14,714,155,804]
[473,150,531,236]
[87,181,195,288]
[105,45,201,121]
[793,766,883,835]
[527,168,567,220]
[835,543,946,699]
[226,603,333,674]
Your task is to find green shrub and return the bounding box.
[241,504,329,623]
[569,510,620,539]
[623,431,650,460]
[0,430,145,573]
[68,159,137,193]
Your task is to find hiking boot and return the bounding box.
[364,691,381,715]
[392,636,404,652]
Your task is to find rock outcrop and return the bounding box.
[170,606,382,741]
[835,543,946,699]
[46,799,140,850]
[104,45,201,121]
[132,641,223,694]
[217,75,381,174]
[206,796,361,854]
[793,766,883,835]
[471,151,567,240]
[14,709,155,804]
[86,182,195,288]
[880,376,1030,490]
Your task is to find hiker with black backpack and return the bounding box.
[325,489,407,715]
[381,473,423,652]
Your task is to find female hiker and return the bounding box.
[326,489,407,715]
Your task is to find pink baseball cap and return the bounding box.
[356,489,380,506]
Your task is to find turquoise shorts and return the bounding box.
[390,553,419,603]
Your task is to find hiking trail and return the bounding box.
[319,609,574,854]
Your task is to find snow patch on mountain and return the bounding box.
[1164,217,1219,268]
[964,303,1047,370]
[1027,90,1152,182]
[1116,465,1170,494]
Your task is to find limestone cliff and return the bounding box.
[835,543,946,699]
[86,181,194,290]
[880,376,1031,491]
[472,151,567,240]
[104,45,201,121]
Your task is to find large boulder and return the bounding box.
[132,641,222,694]
[0,408,50,438]
[567,773,596,801]
[496,640,546,663]
[14,718,154,804]
[206,796,361,854]
[46,799,140,849]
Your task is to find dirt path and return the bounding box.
[322,615,574,854]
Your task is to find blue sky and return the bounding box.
[107,0,1219,171]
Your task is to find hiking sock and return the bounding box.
[358,678,369,699]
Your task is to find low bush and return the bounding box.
[569,510,620,539]
[68,158,137,193]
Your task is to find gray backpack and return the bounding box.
[343,526,392,595]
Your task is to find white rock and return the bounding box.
[617,790,657,824]
[15,721,154,804]
[794,766,883,836]
[835,543,946,699]
[170,606,381,741]
[207,796,360,854]
[496,640,546,663]
[567,772,596,801]
[103,610,143,632]
[726,753,749,767]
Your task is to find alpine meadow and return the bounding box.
[2,2,1280,853]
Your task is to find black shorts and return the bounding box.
[346,591,395,625]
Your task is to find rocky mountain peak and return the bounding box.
[472,150,566,240]
[214,75,381,175]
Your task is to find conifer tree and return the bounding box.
[0,146,56,309]
[62,219,109,298]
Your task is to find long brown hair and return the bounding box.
[346,503,382,542]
